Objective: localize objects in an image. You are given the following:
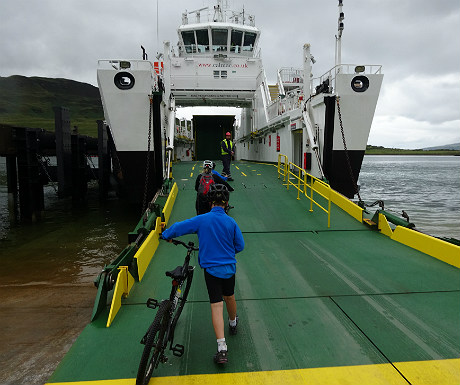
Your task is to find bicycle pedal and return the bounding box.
[171,344,185,357]
[146,298,159,309]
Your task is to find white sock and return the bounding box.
[229,318,237,327]
[217,338,227,352]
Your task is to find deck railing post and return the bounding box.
[277,156,281,179]
[303,173,307,198]
[297,168,301,200]
[309,176,314,212]
[286,162,289,189]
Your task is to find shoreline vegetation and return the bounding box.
[365,145,460,156]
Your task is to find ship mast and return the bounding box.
[335,0,345,69]
[213,0,227,22]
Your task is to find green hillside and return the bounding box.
[0,75,103,137]
[365,145,460,156]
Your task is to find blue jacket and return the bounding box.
[212,169,227,181]
[161,207,244,277]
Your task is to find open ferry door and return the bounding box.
[292,128,303,170]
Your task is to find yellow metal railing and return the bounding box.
[277,154,332,227]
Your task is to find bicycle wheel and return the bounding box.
[136,300,171,385]
[170,268,194,335]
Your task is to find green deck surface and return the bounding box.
[47,161,460,384]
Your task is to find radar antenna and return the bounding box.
[182,6,208,24]
[335,0,345,68]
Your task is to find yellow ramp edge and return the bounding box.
[106,267,135,327]
[396,358,460,385]
[392,226,460,268]
[162,182,178,226]
[45,358,460,385]
[377,214,460,268]
[378,212,394,237]
[106,183,179,327]
[135,217,162,282]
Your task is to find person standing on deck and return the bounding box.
[161,184,244,364]
[221,132,234,181]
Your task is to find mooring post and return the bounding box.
[6,155,18,221]
[97,120,110,199]
[70,131,88,201]
[16,128,44,221]
[54,107,72,198]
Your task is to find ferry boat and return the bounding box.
[97,0,382,203]
[45,2,459,385]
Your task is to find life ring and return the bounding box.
[114,72,135,90]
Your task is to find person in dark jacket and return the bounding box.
[161,184,244,364]
[220,132,234,180]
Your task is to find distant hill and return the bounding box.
[422,143,460,151]
[366,145,460,155]
[0,75,103,137]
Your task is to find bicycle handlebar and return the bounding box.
[161,237,199,251]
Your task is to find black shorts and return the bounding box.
[204,270,235,304]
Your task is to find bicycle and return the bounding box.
[136,238,198,385]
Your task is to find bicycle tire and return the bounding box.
[170,268,194,336]
[136,300,171,385]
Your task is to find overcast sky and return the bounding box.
[1,0,459,148]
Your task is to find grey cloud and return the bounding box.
[0,0,458,147]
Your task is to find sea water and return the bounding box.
[358,155,460,240]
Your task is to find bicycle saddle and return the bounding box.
[166,266,185,280]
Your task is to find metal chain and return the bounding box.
[85,154,98,181]
[142,94,153,213]
[336,96,363,203]
[36,154,58,194]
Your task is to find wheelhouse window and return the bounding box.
[213,70,228,79]
[243,32,257,52]
[230,30,243,53]
[212,29,228,52]
[181,30,196,53]
[195,29,209,52]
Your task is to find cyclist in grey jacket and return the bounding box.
[161,184,244,364]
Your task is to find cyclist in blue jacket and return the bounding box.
[211,161,227,181]
[161,184,244,364]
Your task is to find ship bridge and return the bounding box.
[167,2,262,107]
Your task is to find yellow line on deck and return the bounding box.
[45,358,460,385]
[241,172,247,177]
